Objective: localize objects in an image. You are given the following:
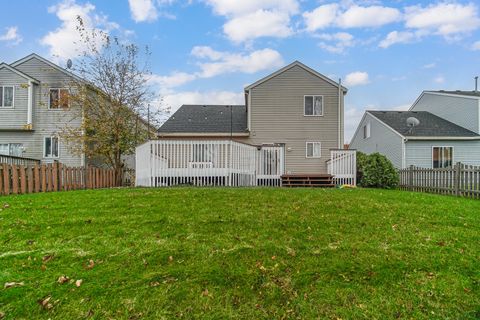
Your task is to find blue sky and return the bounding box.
[1,0,480,142]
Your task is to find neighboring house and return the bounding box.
[158,61,347,175]
[350,90,480,169]
[0,53,84,166]
[0,53,150,168]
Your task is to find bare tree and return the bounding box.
[61,17,163,184]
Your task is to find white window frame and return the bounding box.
[363,122,371,139]
[48,88,70,109]
[306,141,322,158]
[43,136,60,159]
[303,95,324,117]
[0,143,24,156]
[0,86,15,108]
[432,146,454,169]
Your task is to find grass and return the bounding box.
[0,187,479,319]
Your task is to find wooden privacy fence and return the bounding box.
[399,163,480,199]
[0,162,121,196]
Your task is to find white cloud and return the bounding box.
[204,0,298,43]
[316,32,354,53]
[192,46,284,78]
[223,10,293,43]
[336,5,401,28]
[423,62,436,69]
[344,71,370,87]
[302,4,338,32]
[40,0,119,62]
[472,41,480,51]
[405,2,480,38]
[150,47,284,91]
[303,4,400,32]
[205,0,298,16]
[163,90,244,113]
[128,0,158,22]
[434,75,445,84]
[0,26,22,45]
[379,30,416,48]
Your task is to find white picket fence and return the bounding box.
[327,149,357,186]
[136,140,284,187]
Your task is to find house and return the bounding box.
[0,53,149,168]
[157,61,348,176]
[350,90,480,169]
[0,53,85,166]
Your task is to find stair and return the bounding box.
[281,174,335,188]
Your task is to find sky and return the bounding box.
[1,0,480,142]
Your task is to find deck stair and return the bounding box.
[281,174,335,188]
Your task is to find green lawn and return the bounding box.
[0,188,479,319]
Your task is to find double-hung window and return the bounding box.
[304,95,323,116]
[432,147,453,168]
[0,86,14,108]
[306,142,321,158]
[49,88,69,109]
[44,136,59,158]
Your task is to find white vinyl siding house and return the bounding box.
[350,112,404,168]
[351,91,480,169]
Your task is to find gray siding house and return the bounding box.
[158,61,347,174]
[0,54,84,166]
[350,91,480,169]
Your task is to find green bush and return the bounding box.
[357,152,399,189]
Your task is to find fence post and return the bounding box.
[408,165,414,191]
[454,162,461,197]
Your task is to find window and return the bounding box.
[49,88,69,109]
[0,86,14,107]
[304,95,323,116]
[44,136,59,158]
[0,143,24,156]
[363,122,371,139]
[192,144,214,162]
[306,142,321,158]
[433,147,453,168]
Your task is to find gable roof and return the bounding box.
[244,61,348,92]
[10,53,84,82]
[0,63,39,84]
[158,105,248,135]
[368,111,480,138]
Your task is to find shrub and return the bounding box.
[358,152,399,189]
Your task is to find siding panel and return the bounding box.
[350,113,404,168]
[405,140,480,168]
[0,68,29,129]
[411,93,479,134]
[244,65,343,174]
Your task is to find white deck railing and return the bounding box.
[136,140,284,187]
[327,149,357,186]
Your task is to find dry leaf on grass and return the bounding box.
[168,256,174,262]
[0,311,4,319]
[85,259,95,270]
[4,282,24,289]
[57,275,70,284]
[75,279,83,287]
[3,203,10,209]
[42,255,53,263]
[201,289,209,297]
[37,295,53,310]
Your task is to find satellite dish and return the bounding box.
[406,117,420,127]
[66,59,73,69]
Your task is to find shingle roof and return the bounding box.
[368,111,479,137]
[158,105,248,134]
[428,90,480,98]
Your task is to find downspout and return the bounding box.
[338,79,342,149]
[27,81,33,129]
